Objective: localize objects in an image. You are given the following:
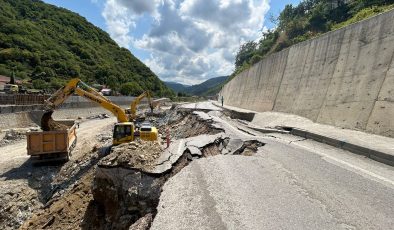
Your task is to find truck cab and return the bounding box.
[4,84,18,94]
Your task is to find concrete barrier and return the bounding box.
[289,128,394,166]
[220,9,394,138]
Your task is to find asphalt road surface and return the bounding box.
[152,102,394,230]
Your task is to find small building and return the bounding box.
[0,75,22,86]
[100,88,112,96]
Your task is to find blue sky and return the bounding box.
[43,0,302,85]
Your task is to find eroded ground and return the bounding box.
[0,104,263,230]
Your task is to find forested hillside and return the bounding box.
[187,76,228,96]
[234,0,394,76]
[165,76,228,96]
[0,0,174,96]
[164,82,190,94]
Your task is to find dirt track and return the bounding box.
[0,117,116,172]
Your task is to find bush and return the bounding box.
[250,54,263,65]
[32,79,49,90]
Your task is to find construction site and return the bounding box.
[0,83,393,229]
[0,86,267,229]
[1,1,394,230]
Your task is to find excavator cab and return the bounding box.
[112,122,158,145]
[113,122,135,145]
[139,122,158,141]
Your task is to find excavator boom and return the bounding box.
[129,91,154,120]
[39,78,128,130]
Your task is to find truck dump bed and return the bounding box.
[26,120,77,161]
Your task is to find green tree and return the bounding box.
[120,82,143,96]
[235,41,257,69]
[32,79,48,90]
[106,76,119,91]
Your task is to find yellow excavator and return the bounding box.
[128,90,155,121]
[38,78,158,145]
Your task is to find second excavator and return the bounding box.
[36,78,158,145]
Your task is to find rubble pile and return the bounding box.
[0,129,29,147]
[6,131,113,230]
[100,140,164,170]
[40,111,69,131]
[87,113,110,120]
[157,111,222,140]
[21,172,95,230]
[0,181,41,229]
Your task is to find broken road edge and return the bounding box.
[215,102,394,167]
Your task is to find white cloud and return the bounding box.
[101,0,270,84]
[102,0,135,48]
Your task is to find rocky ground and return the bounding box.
[0,128,34,147]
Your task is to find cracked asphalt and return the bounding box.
[151,102,394,230]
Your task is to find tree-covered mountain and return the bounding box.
[0,0,174,97]
[164,82,190,93]
[187,76,228,96]
[165,76,228,96]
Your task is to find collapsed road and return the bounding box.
[151,102,394,230]
[0,102,393,229]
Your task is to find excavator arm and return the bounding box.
[40,78,128,130]
[45,78,112,110]
[129,91,154,120]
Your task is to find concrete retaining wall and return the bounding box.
[0,96,139,130]
[0,96,137,114]
[220,10,394,137]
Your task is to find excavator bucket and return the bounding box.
[40,111,54,131]
[28,110,62,131]
[28,110,47,128]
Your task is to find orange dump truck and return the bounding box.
[26,120,77,162]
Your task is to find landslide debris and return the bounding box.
[21,171,94,230]
[0,128,31,147]
[0,181,41,229]
[156,110,222,139]
[90,109,265,230]
[100,140,164,171]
